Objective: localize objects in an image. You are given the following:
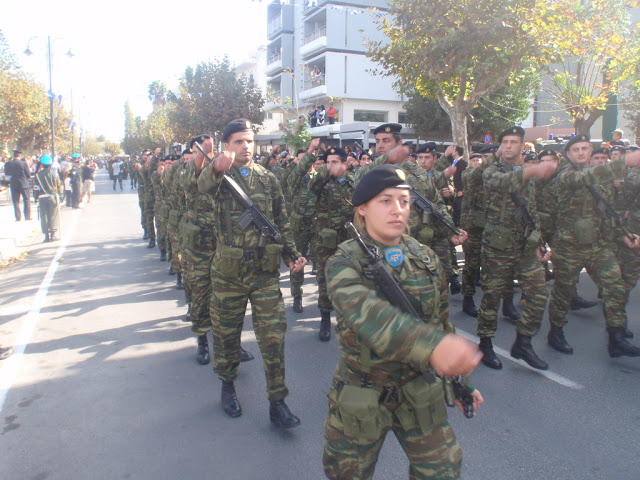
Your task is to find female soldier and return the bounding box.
[323,163,484,480]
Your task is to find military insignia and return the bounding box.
[338,176,346,184]
[240,167,250,177]
[395,169,406,180]
[330,148,336,154]
[384,247,404,268]
[513,166,522,171]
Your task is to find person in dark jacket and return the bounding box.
[4,150,31,221]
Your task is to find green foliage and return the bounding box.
[279,116,311,152]
[104,141,121,156]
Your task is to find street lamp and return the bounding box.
[24,36,74,158]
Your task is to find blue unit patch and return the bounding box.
[337,176,346,184]
[384,247,404,268]
[240,167,250,177]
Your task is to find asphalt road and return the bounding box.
[0,171,639,480]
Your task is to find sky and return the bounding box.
[1,0,269,142]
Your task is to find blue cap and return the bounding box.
[40,155,52,165]
[72,153,80,158]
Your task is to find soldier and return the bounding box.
[33,155,62,242]
[129,156,139,189]
[197,119,306,427]
[323,165,483,479]
[140,148,161,248]
[166,149,189,285]
[308,144,355,341]
[152,156,172,261]
[535,149,560,282]
[287,141,323,313]
[136,151,150,239]
[546,135,640,357]
[618,146,640,307]
[477,126,555,371]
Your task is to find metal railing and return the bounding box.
[267,15,283,36]
[304,76,326,90]
[267,52,282,65]
[303,25,327,45]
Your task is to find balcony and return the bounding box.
[300,25,327,58]
[267,14,282,38]
[300,75,327,101]
[265,52,283,76]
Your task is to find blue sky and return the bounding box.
[1,0,268,141]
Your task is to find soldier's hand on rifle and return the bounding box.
[308,138,321,156]
[441,186,454,198]
[457,390,484,416]
[387,144,410,165]
[289,256,307,273]
[212,151,235,174]
[449,228,468,246]
[429,334,482,377]
[624,233,640,249]
[536,245,552,262]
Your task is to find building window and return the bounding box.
[354,110,388,122]
[398,112,408,124]
[266,112,273,120]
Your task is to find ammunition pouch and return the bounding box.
[525,229,542,251]
[337,385,391,440]
[143,191,153,204]
[159,203,171,220]
[261,244,283,272]
[401,376,448,433]
[415,226,435,245]
[484,223,514,250]
[289,212,303,233]
[317,227,338,250]
[182,222,201,250]
[469,209,487,229]
[573,218,595,245]
[218,246,243,277]
[168,209,181,230]
[537,211,553,235]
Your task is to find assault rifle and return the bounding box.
[194,142,298,260]
[410,188,461,236]
[565,156,636,243]
[344,221,475,418]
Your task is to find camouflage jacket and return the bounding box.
[326,229,451,389]
[554,158,626,247]
[308,163,355,237]
[184,161,216,229]
[288,154,317,217]
[167,160,187,214]
[197,160,298,263]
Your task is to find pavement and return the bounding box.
[0,187,42,263]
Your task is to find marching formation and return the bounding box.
[128,118,640,479]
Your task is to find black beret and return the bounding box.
[565,134,590,151]
[416,142,437,154]
[537,149,558,160]
[222,118,252,142]
[190,134,212,148]
[498,126,525,143]
[611,145,626,153]
[13,149,22,155]
[352,164,412,207]
[592,147,610,157]
[181,148,192,156]
[479,145,497,154]
[523,150,538,163]
[323,146,347,162]
[372,123,402,135]
[470,153,482,159]
[163,155,172,161]
[296,148,306,156]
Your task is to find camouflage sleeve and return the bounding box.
[326,253,448,372]
[288,153,315,191]
[353,154,388,186]
[483,164,526,193]
[196,161,223,197]
[557,158,626,190]
[269,172,300,263]
[309,166,331,195]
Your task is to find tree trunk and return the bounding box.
[436,96,470,161]
[574,109,603,136]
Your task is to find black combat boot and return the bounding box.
[168,264,175,275]
[147,237,156,248]
[269,400,300,429]
[293,295,303,313]
[624,328,634,339]
[319,312,331,342]
[449,276,461,295]
[176,273,183,290]
[502,297,520,322]
[479,337,502,369]
[240,346,254,362]
[547,325,573,354]
[221,381,242,418]
[196,334,210,365]
[608,327,640,358]
[143,230,148,240]
[160,249,167,261]
[570,291,599,310]
[43,234,50,243]
[462,296,478,317]
[511,333,548,370]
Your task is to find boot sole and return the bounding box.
[511,350,548,370]
[270,417,301,429]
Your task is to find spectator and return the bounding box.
[316,105,325,126]
[81,158,96,203]
[69,158,83,208]
[326,102,337,125]
[62,164,73,207]
[112,157,124,191]
[3,149,31,221]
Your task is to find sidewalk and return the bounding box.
[0,187,42,263]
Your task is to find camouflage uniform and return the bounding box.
[198,161,299,402]
[140,160,156,241]
[167,160,186,279]
[548,159,630,330]
[183,162,217,337]
[617,167,640,302]
[323,230,463,480]
[287,154,318,298]
[460,164,486,298]
[309,163,355,314]
[152,170,168,253]
[477,160,547,338]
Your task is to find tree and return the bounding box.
[540,0,640,135]
[367,0,567,157]
[148,80,167,108]
[104,141,121,156]
[121,102,145,155]
[83,136,103,157]
[142,107,175,149]
[279,115,312,152]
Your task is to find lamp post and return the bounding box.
[24,36,74,158]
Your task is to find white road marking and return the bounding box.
[0,208,82,413]
[456,329,585,390]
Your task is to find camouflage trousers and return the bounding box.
[323,386,461,480]
[154,202,168,251]
[169,218,183,275]
[316,244,339,313]
[477,245,547,338]
[290,216,316,297]
[549,242,626,329]
[432,237,455,279]
[461,229,514,298]
[178,225,192,305]
[210,260,289,402]
[137,188,145,230]
[143,192,155,239]
[182,245,215,336]
[617,244,640,304]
